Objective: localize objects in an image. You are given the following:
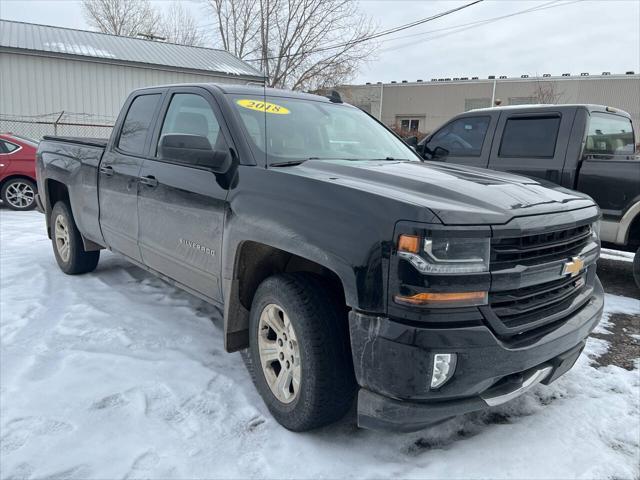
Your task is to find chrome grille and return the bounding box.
[491,224,591,270]
[487,221,597,341]
[489,273,586,330]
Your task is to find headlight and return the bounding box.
[398,233,490,274]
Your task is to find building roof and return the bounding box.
[0,19,264,79]
[350,72,639,88]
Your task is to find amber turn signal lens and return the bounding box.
[394,291,487,307]
[398,234,420,253]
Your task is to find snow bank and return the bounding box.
[1,210,639,479]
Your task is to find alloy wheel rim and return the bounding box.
[5,182,34,208]
[54,214,71,262]
[258,303,301,404]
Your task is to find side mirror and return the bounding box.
[159,134,231,173]
[432,146,449,159]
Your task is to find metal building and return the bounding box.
[337,73,640,134]
[0,20,264,138]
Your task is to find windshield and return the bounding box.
[229,95,420,164]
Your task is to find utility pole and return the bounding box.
[378,82,384,121]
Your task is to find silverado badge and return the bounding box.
[562,256,585,277]
[179,238,215,257]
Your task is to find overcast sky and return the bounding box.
[1,0,638,84]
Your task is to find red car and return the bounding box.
[0,133,38,210]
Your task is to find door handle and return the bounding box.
[99,165,114,176]
[139,175,158,188]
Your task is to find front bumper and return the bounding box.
[350,277,604,432]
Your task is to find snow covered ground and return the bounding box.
[1,210,639,480]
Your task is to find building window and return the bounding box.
[508,96,537,106]
[464,98,491,111]
[399,118,420,131]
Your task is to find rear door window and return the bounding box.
[429,116,490,157]
[499,116,561,158]
[118,94,162,155]
[0,140,20,153]
[584,112,634,156]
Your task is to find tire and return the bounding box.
[634,247,640,289]
[51,201,100,275]
[246,273,356,431]
[1,178,37,211]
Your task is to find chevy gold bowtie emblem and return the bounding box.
[562,256,585,276]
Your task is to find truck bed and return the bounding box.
[42,136,108,148]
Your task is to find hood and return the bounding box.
[280,159,595,225]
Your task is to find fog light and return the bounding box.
[431,353,457,389]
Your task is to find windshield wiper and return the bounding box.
[270,157,331,167]
[270,156,408,166]
[270,159,310,167]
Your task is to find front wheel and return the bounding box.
[51,201,100,275]
[1,178,36,210]
[634,247,640,289]
[247,273,356,431]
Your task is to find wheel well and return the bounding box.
[43,180,70,239]
[42,179,102,251]
[46,179,69,210]
[628,214,640,249]
[224,241,347,352]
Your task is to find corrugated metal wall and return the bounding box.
[339,76,640,133]
[0,52,254,121]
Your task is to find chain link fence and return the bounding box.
[0,112,115,141]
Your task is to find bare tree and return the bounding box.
[159,2,205,47]
[210,0,262,58]
[206,0,377,90]
[82,0,161,37]
[532,79,564,104]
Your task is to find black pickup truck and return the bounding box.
[416,104,639,286]
[36,84,603,432]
